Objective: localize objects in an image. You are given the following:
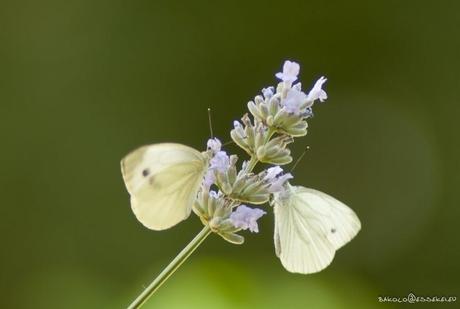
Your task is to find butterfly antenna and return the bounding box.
[290,146,310,172]
[222,140,235,147]
[207,107,214,138]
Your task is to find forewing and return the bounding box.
[296,187,361,250]
[121,143,207,230]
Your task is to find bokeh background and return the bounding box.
[1,0,459,308]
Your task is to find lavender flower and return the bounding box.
[307,76,328,102]
[209,151,230,173]
[207,137,222,153]
[202,170,216,190]
[230,205,266,233]
[268,173,293,193]
[282,88,308,115]
[263,166,293,193]
[262,86,275,99]
[264,166,283,181]
[276,60,300,84]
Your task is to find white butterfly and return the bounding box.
[273,185,361,274]
[121,143,209,230]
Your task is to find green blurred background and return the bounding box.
[1,0,459,308]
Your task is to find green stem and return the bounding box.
[245,156,259,173]
[127,226,212,309]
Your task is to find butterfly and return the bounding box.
[273,185,361,274]
[121,143,209,230]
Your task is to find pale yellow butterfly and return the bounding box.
[273,185,361,274]
[121,143,209,230]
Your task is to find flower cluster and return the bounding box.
[193,60,327,244]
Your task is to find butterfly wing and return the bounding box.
[121,143,208,230]
[299,188,361,250]
[274,185,360,274]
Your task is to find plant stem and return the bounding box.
[127,225,212,309]
[245,156,259,173]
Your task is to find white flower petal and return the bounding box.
[264,166,284,181]
[233,120,242,129]
[203,170,216,189]
[276,60,300,83]
[268,173,293,193]
[262,87,275,99]
[209,190,219,199]
[282,88,308,115]
[209,151,230,173]
[307,76,328,102]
